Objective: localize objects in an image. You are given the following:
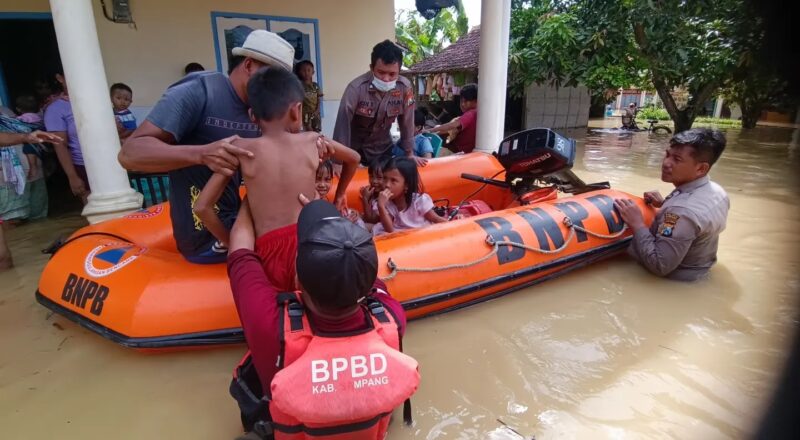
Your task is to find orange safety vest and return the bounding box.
[230,291,420,440]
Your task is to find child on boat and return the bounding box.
[373,157,448,235]
[314,159,367,228]
[360,157,386,225]
[315,159,333,200]
[392,109,434,158]
[196,66,359,290]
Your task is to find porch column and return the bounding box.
[615,90,623,111]
[475,0,511,153]
[50,0,142,223]
[713,96,724,118]
[639,90,647,107]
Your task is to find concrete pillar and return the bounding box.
[713,96,724,118]
[475,0,511,153]
[50,0,141,223]
[615,90,623,111]
[652,92,659,106]
[639,90,647,107]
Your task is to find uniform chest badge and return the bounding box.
[404,89,415,106]
[356,104,374,117]
[657,213,680,237]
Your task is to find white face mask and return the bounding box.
[372,76,396,92]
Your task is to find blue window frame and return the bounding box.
[209,11,323,101]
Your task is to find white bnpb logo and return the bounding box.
[310,353,389,394]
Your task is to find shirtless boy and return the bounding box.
[195,67,360,289]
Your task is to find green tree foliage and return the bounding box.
[509,1,648,101]
[718,1,797,129]
[628,0,747,132]
[509,0,786,132]
[395,1,469,68]
[723,69,794,129]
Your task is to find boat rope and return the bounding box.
[381,218,628,281]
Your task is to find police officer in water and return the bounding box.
[333,40,427,167]
[614,128,730,281]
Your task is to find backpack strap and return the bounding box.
[365,297,390,324]
[365,291,414,426]
[276,291,304,369]
[276,291,304,330]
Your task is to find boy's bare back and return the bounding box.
[235,131,320,236]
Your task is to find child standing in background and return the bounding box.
[15,95,45,179]
[294,60,323,132]
[110,83,137,141]
[15,96,42,125]
[15,96,48,220]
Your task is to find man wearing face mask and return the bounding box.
[334,40,425,167]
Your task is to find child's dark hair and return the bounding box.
[317,159,333,179]
[15,95,38,114]
[294,60,314,78]
[367,157,386,177]
[382,157,419,208]
[110,82,132,95]
[414,109,426,127]
[247,67,304,121]
[460,83,478,102]
[370,40,403,68]
[184,62,205,75]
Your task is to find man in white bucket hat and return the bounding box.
[119,29,295,264]
[231,29,294,71]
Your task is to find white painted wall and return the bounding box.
[3,0,394,106]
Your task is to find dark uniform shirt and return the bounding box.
[628,175,729,281]
[333,72,415,164]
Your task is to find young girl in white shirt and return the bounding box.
[374,157,448,235]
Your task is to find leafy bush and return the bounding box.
[694,117,742,127]
[636,106,670,121]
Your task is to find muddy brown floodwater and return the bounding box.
[1,121,798,439]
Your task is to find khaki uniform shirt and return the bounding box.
[629,175,729,281]
[333,72,415,163]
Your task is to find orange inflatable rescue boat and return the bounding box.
[35,129,653,349]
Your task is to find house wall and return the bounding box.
[1,0,394,135]
[525,84,591,129]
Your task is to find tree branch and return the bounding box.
[691,81,719,116]
[633,22,680,120]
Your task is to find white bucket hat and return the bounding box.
[231,30,294,71]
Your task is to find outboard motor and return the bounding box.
[497,127,608,194]
[461,128,608,196]
[495,128,576,178]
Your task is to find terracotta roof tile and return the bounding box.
[406,26,480,74]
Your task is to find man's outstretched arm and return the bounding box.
[119,121,251,176]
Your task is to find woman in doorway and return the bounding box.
[43,68,89,205]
